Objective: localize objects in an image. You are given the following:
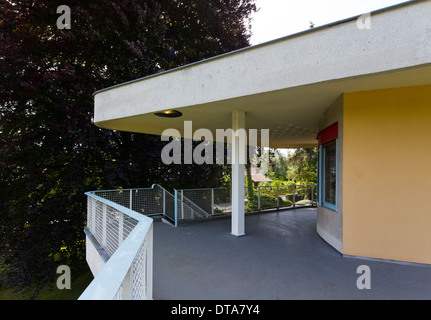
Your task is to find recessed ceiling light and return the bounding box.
[154,110,183,118]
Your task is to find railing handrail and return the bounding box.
[84,191,149,221]
[151,183,175,196]
[90,187,154,193]
[250,184,317,187]
[177,184,317,191]
[175,184,318,219]
[176,187,226,191]
[79,192,153,300]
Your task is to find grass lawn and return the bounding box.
[0,269,93,300]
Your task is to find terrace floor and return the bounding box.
[152,208,431,300]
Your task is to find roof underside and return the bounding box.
[93,0,431,148]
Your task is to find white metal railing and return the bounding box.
[78,183,317,299]
[245,184,318,212]
[79,183,317,299]
[91,187,165,218]
[176,184,318,222]
[175,189,211,223]
[79,192,153,300]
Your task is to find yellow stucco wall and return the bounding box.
[343,85,431,264]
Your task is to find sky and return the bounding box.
[250,0,409,45]
[250,0,409,155]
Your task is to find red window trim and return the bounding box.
[316,122,338,145]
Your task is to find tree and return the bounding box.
[0,0,257,293]
[287,148,318,183]
[269,149,289,181]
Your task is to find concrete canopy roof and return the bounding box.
[93,0,431,148]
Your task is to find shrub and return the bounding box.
[246,194,292,212]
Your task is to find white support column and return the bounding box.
[231,110,245,236]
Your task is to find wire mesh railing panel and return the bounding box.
[175,189,213,222]
[89,197,139,258]
[174,185,316,223]
[131,188,164,216]
[181,189,212,216]
[104,206,120,256]
[93,199,104,245]
[92,189,131,208]
[131,234,150,300]
[213,188,231,215]
[177,200,201,221]
[164,191,177,223]
[276,185,295,208]
[82,192,153,300]
[91,188,166,218]
[245,184,318,212]
[87,196,95,232]
[294,185,317,206]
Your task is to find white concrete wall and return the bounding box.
[85,230,109,277]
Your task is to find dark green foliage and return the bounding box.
[246,194,291,212]
[0,0,256,293]
[266,148,318,184]
[287,148,318,184]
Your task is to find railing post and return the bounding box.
[129,189,133,210]
[174,189,178,227]
[311,186,314,204]
[181,190,184,220]
[119,212,124,244]
[91,197,96,234]
[162,189,166,216]
[102,203,107,247]
[258,186,261,211]
[276,185,279,209]
[211,188,214,216]
[293,185,296,207]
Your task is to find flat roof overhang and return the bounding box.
[93,0,431,148]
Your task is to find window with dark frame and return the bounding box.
[317,122,338,210]
[323,141,336,205]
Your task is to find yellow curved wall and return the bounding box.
[343,85,431,264]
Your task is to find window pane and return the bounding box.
[324,142,336,204]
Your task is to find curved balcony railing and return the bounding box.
[79,183,316,299]
[79,192,153,300]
